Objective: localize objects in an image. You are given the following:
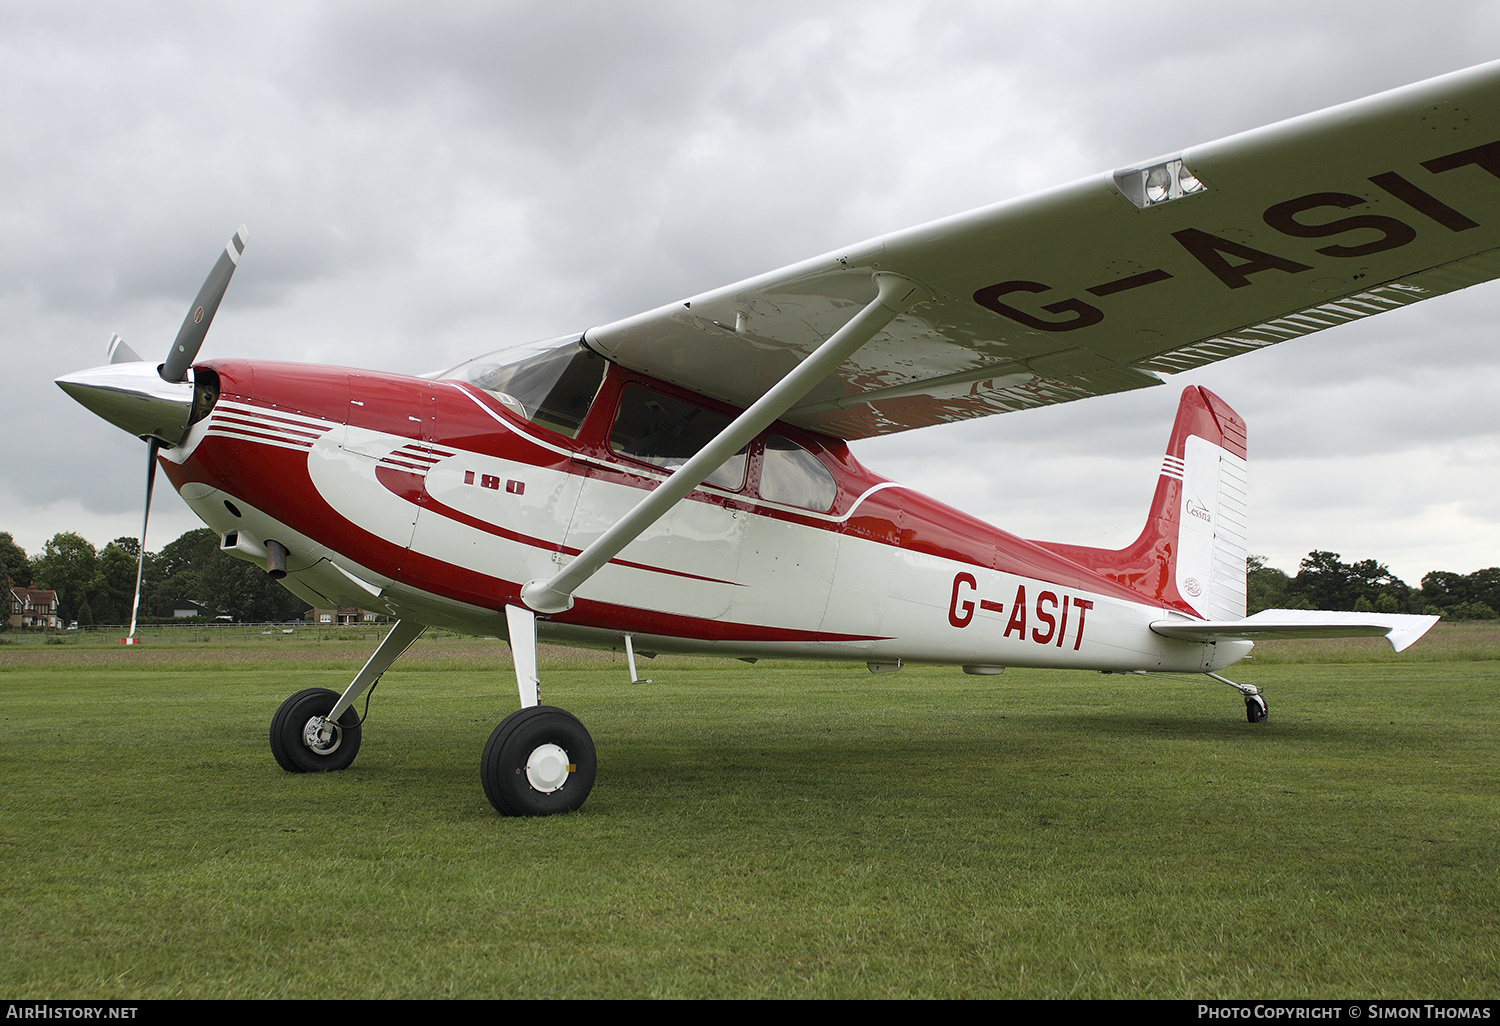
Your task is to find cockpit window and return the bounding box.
[609,385,746,491]
[759,434,837,511]
[441,335,606,438]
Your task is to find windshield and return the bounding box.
[442,335,606,438]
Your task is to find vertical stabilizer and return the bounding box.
[1038,386,1248,618]
[1169,389,1248,619]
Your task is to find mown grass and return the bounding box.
[0,627,1496,999]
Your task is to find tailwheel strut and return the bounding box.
[1205,671,1267,723]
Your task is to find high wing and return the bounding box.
[586,61,1500,440]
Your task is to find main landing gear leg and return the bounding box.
[1205,671,1268,723]
[479,605,597,816]
[269,617,426,773]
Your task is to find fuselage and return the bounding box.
[159,357,1243,673]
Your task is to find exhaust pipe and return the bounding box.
[221,532,290,579]
[265,540,289,580]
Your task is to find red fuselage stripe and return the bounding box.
[371,464,744,588]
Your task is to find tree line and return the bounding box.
[1247,550,1497,618]
[4,528,1497,628]
[3,528,309,626]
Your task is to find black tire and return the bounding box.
[480,705,596,816]
[1245,694,1268,724]
[270,687,362,773]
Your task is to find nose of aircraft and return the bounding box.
[56,361,196,447]
[54,224,246,645]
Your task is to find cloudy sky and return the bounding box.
[6,0,1499,585]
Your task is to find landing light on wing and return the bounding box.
[1114,156,1207,208]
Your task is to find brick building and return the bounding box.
[8,586,62,629]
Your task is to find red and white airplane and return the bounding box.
[59,62,1500,815]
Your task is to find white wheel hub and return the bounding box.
[525,743,572,793]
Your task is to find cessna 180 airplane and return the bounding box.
[58,61,1500,815]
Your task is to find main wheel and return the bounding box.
[270,687,362,773]
[1245,694,1268,724]
[480,705,596,816]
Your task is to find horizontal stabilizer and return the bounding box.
[1151,609,1440,653]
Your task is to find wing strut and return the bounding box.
[519,271,930,614]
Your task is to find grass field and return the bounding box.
[2,625,1497,999]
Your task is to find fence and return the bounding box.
[6,620,467,643]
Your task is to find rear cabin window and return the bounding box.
[442,338,606,439]
[609,386,746,491]
[759,434,837,511]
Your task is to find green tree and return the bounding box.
[149,529,220,617]
[1449,601,1499,621]
[1421,568,1500,618]
[91,539,144,625]
[1347,557,1410,610]
[1289,550,1354,609]
[1420,570,1464,615]
[32,532,98,624]
[1471,568,1500,612]
[0,532,33,589]
[1246,554,1291,614]
[1288,551,1410,612]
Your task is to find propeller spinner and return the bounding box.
[55,225,248,642]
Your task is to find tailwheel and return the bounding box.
[480,705,596,816]
[1245,694,1269,724]
[270,688,362,773]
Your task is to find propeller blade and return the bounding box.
[160,224,248,383]
[107,334,144,364]
[124,439,160,644]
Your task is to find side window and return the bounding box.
[759,434,837,511]
[608,386,747,491]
